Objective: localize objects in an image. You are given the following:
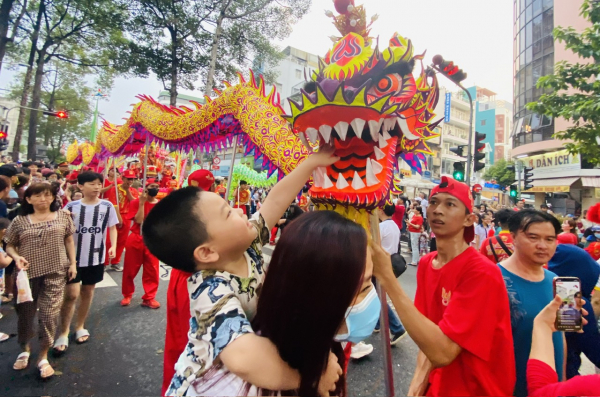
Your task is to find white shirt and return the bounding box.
[64,199,119,267]
[474,224,492,249]
[420,198,429,218]
[380,219,400,255]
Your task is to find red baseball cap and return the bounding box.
[429,176,475,243]
[585,242,600,260]
[122,169,137,179]
[145,178,158,185]
[188,170,215,191]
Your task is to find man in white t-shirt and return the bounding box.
[418,192,429,220]
[54,171,119,353]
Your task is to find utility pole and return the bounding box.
[516,160,523,199]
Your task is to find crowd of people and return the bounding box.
[0,151,599,396]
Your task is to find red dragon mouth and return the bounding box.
[296,108,412,208]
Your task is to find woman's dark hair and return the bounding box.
[414,206,423,216]
[252,211,366,396]
[143,187,209,273]
[565,219,578,236]
[508,209,561,235]
[19,183,60,215]
[476,213,484,226]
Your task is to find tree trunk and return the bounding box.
[0,0,15,75]
[204,11,225,97]
[43,68,58,146]
[26,46,47,160]
[169,30,178,107]
[10,0,43,161]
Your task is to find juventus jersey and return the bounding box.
[65,200,119,267]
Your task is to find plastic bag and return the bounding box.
[0,268,4,296]
[16,270,33,304]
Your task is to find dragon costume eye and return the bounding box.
[370,73,403,96]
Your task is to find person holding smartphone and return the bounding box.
[548,244,600,378]
[527,296,600,396]
[498,209,565,397]
[120,178,161,309]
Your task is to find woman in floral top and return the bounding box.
[5,183,76,379]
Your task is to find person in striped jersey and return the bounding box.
[53,171,119,354]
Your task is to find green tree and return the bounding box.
[527,0,600,165]
[202,0,311,97]
[9,0,128,160]
[483,158,516,187]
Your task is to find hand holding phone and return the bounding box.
[553,276,583,332]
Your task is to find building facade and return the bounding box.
[0,97,27,158]
[512,0,600,213]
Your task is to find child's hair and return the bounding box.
[239,180,248,186]
[78,171,104,185]
[142,187,209,273]
[0,218,10,230]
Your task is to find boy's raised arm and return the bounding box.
[260,145,338,229]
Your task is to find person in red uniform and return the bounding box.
[161,169,215,395]
[371,176,516,396]
[479,208,514,263]
[105,169,139,271]
[121,178,161,308]
[100,167,122,198]
[215,178,227,198]
[233,180,251,215]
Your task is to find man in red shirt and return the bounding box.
[104,169,139,271]
[120,178,160,309]
[372,176,515,396]
[161,170,215,395]
[480,208,515,263]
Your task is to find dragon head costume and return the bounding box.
[285,0,440,211]
[72,0,439,223]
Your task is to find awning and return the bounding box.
[525,177,579,193]
[400,178,437,189]
[582,177,600,188]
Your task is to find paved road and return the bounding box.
[0,242,418,397]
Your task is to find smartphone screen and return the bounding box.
[554,277,583,332]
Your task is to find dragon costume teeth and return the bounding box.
[67,0,439,214]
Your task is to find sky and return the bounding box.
[0,0,514,125]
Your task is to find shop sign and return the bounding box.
[526,185,571,193]
[400,169,412,178]
[520,150,580,177]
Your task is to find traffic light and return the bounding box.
[509,185,518,202]
[453,162,465,182]
[43,110,69,119]
[523,167,534,191]
[432,55,467,84]
[0,138,9,152]
[473,132,486,172]
[449,145,467,157]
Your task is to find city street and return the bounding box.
[0,244,419,397]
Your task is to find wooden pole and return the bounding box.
[369,210,395,397]
[225,135,238,203]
